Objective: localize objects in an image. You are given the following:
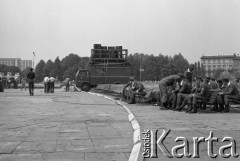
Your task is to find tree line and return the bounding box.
[33,54,89,82]
[32,53,204,82]
[0,53,205,82]
[128,53,204,81]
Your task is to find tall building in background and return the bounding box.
[201,54,240,77]
[0,58,32,70]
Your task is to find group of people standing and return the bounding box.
[43,75,55,93]
[158,64,240,113]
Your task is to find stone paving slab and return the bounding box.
[0,89,133,160]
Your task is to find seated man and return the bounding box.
[123,76,146,104]
[174,77,202,111]
[209,78,218,89]
[172,78,192,110]
[218,78,240,113]
[123,76,135,100]
[188,77,210,113]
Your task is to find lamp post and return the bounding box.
[33,52,35,70]
[139,53,144,82]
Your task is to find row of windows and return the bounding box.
[0,61,16,66]
[202,59,233,64]
[203,65,232,70]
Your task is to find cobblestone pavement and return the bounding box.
[124,102,240,161]
[0,89,132,161]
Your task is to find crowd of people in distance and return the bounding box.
[123,64,240,113]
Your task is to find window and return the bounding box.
[218,65,221,68]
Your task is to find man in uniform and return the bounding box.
[27,68,35,96]
[123,76,135,100]
[219,78,240,113]
[123,76,146,104]
[188,77,210,113]
[158,73,184,110]
[184,64,194,83]
[174,77,202,112]
[172,78,192,110]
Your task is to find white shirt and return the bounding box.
[49,77,55,82]
[44,77,49,83]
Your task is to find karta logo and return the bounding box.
[142,129,239,159]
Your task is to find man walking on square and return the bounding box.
[27,68,35,96]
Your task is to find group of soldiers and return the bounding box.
[123,64,240,113]
[158,65,240,113]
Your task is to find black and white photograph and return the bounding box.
[0,0,240,160]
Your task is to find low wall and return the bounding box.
[95,83,159,94]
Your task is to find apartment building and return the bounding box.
[201,54,240,77]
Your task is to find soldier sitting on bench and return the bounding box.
[123,76,146,104]
[171,77,192,110]
[218,78,240,113]
[174,77,202,112]
[188,77,210,113]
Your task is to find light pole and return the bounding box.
[139,53,144,82]
[33,52,35,70]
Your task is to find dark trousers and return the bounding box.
[159,81,168,106]
[224,95,240,105]
[176,93,188,106]
[50,82,54,93]
[192,94,206,105]
[168,92,177,108]
[29,82,34,95]
[47,82,51,93]
[44,83,48,93]
[66,84,70,92]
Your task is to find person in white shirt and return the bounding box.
[43,75,49,93]
[49,76,55,93]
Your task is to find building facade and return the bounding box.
[201,54,240,77]
[0,58,32,70]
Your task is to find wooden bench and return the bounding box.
[197,89,219,109]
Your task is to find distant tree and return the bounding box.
[213,68,224,80]
[61,53,80,71]
[35,59,45,82]
[43,60,54,76]
[6,66,21,75]
[0,64,7,74]
[172,53,189,73]
[21,67,31,79]
[63,64,79,80]
[50,57,63,80]
[79,57,90,69]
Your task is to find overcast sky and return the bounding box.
[1,0,240,65]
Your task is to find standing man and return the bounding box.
[27,68,35,96]
[21,78,26,90]
[65,77,70,92]
[158,73,184,110]
[184,64,194,83]
[43,75,49,93]
[49,76,55,93]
